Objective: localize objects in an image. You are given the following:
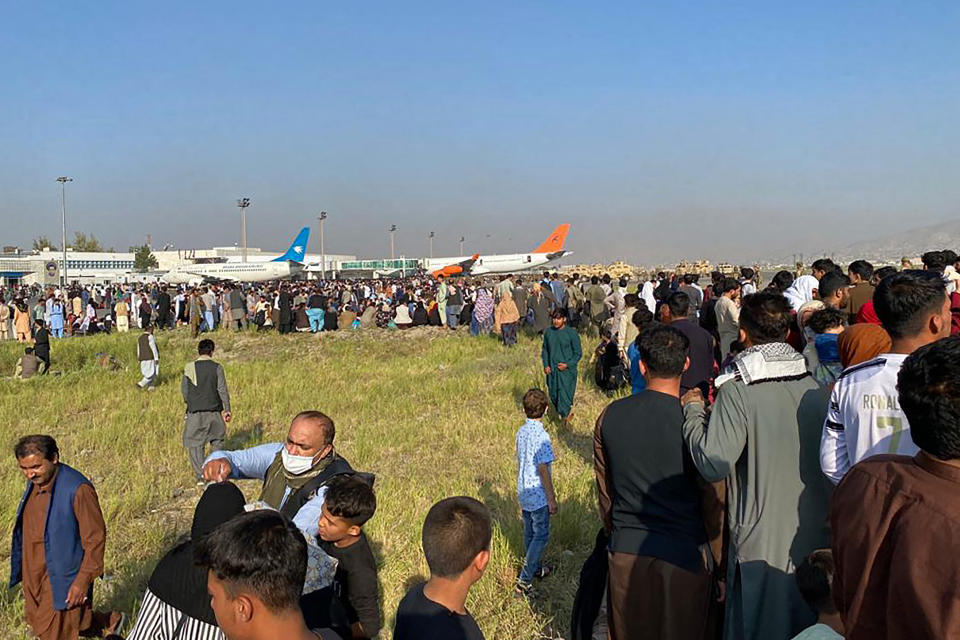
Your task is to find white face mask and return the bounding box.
[281,448,316,475]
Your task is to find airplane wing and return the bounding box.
[433,254,480,278]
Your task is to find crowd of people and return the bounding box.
[4,270,634,381]
[9,248,960,640]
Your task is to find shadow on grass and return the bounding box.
[99,528,182,617]
[479,481,526,563]
[224,421,264,450]
[478,480,602,635]
[553,418,594,468]
[369,537,389,634]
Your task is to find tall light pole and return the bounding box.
[56,177,73,287]
[429,231,435,259]
[459,236,465,255]
[318,211,328,280]
[237,197,251,262]
[389,225,397,260]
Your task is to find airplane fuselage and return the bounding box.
[162,261,302,285]
[424,250,572,276]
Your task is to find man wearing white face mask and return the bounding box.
[201,410,354,537]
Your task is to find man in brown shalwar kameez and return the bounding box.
[9,435,122,640]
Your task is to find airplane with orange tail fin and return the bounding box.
[424,224,572,276]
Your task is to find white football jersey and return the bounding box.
[820,353,918,484]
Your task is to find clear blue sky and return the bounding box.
[2,1,958,263]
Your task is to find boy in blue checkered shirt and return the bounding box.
[515,388,557,595]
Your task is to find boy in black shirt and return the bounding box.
[393,497,490,640]
[311,475,381,639]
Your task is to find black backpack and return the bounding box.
[594,340,628,392]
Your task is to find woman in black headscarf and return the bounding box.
[126,482,246,640]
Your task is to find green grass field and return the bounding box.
[0,326,617,639]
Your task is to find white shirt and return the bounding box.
[791,623,843,640]
[820,353,917,485]
[640,281,656,314]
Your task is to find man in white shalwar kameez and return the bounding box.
[137,325,159,389]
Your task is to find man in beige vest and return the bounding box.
[114,297,130,333]
[0,298,10,340]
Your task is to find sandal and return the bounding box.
[534,564,555,580]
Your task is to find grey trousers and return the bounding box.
[231,308,247,330]
[184,411,226,478]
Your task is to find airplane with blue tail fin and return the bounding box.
[162,227,310,285]
[271,226,310,263]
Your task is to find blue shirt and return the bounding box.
[628,342,647,395]
[515,419,555,511]
[205,443,327,538]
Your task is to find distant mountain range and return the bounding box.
[770,219,960,266]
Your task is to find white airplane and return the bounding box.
[424,224,573,277]
[162,227,309,285]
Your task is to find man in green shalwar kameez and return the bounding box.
[542,309,582,420]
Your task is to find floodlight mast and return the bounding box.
[56,176,73,287]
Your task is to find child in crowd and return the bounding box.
[807,307,847,387]
[792,549,844,639]
[514,389,557,596]
[393,497,491,640]
[627,307,655,395]
[311,475,381,639]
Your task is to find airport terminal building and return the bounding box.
[0,246,356,286]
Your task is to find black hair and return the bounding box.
[638,325,690,378]
[943,250,959,266]
[807,307,846,334]
[848,260,874,281]
[873,270,946,340]
[873,266,898,283]
[740,267,756,280]
[631,307,654,331]
[15,435,59,461]
[198,339,215,356]
[720,277,741,294]
[739,292,793,345]
[682,273,695,285]
[922,251,947,273]
[550,308,568,320]
[618,277,628,288]
[422,496,492,578]
[666,291,692,319]
[898,336,960,460]
[291,410,336,446]
[811,258,839,274]
[795,549,837,615]
[623,293,639,308]
[523,389,548,419]
[590,275,599,285]
[194,510,306,613]
[324,475,377,526]
[769,270,795,293]
[817,271,851,300]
